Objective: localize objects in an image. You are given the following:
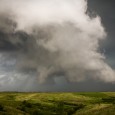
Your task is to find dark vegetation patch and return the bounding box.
[101,97,115,104]
[17,100,85,115]
[0,104,4,111]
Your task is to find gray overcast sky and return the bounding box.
[0,0,115,92]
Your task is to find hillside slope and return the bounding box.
[0,92,114,115]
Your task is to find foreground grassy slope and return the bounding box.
[0,92,114,115]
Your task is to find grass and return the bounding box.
[0,92,114,115]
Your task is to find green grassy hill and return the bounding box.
[0,92,115,115]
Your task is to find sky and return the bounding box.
[0,0,115,92]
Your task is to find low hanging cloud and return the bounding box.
[0,0,115,90]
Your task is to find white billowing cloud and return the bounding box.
[0,0,115,85]
[0,0,87,30]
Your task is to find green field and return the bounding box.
[0,92,115,115]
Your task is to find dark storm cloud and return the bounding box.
[0,0,115,91]
[88,0,115,63]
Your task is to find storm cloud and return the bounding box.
[0,0,115,91]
